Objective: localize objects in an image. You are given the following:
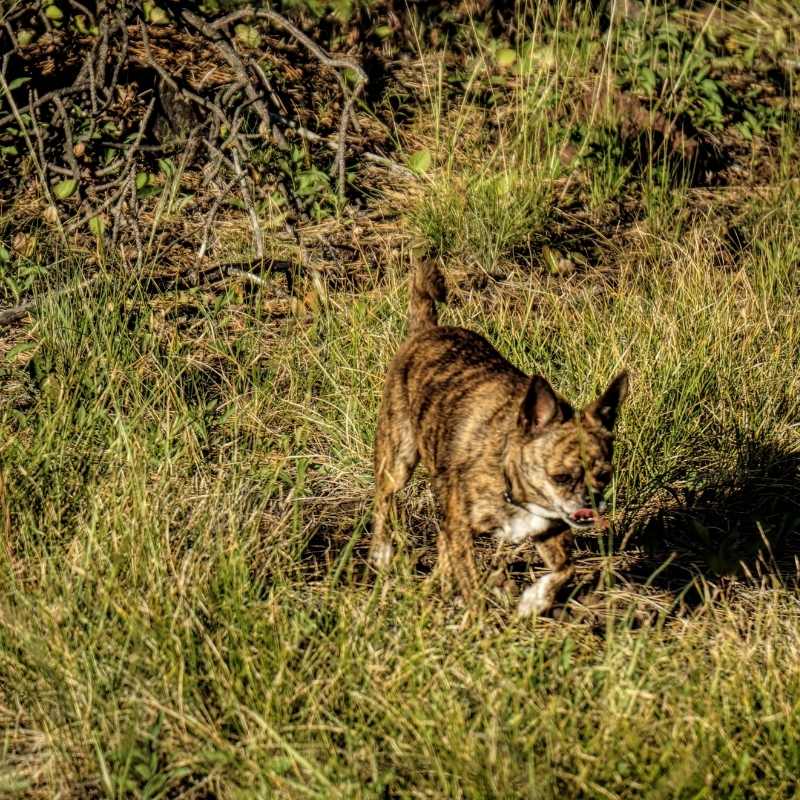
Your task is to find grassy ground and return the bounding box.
[2,2,800,797]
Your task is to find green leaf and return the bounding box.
[44,5,63,20]
[157,158,175,178]
[343,67,362,85]
[234,24,261,49]
[135,174,161,197]
[407,148,432,174]
[149,6,168,25]
[495,48,516,68]
[4,340,37,363]
[295,167,330,198]
[53,179,77,199]
[0,245,9,263]
[134,763,152,780]
[639,66,657,94]
[88,216,105,237]
[16,29,35,46]
[8,76,31,91]
[374,25,392,39]
[700,78,721,99]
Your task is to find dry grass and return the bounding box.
[1,1,800,797]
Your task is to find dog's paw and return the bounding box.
[517,575,558,618]
[368,540,394,569]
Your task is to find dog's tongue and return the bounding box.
[570,508,595,523]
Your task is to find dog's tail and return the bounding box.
[408,257,446,334]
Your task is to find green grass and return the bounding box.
[2,194,800,796]
[2,2,800,797]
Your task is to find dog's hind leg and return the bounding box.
[370,398,418,568]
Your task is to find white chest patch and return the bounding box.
[495,505,556,544]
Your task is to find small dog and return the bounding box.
[370,259,627,616]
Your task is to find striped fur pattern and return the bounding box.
[370,259,628,616]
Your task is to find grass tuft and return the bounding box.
[2,1,800,796]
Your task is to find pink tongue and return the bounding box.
[570,508,595,522]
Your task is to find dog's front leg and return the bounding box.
[517,531,574,617]
[436,487,480,603]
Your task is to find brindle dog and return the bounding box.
[370,259,627,616]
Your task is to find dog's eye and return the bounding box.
[552,473,573,485]
[595,469,612,484]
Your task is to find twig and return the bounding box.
[67,97,155,233]
[106,16,129,101]
[3,22,18,51]
[0,300,34,327]
[52,95,82,195]
[47,164,76,177]
[225,267,269,287]
[251,59,287,115]
[270,111,415,177]
[334,89,358,200]
[0,72,67,246]
[209,5,368,199]
[140,257,296,293]
[29,94,49,175]
[66,0,96,25]
[231,146,263,258]
[197,176,238,260]
[93,15,110,99]
[255,8,367,200]
[110,170,134,247]
[0,275,99,328]
[215,8,367,80]
[0,83,89,129]
[181,10,277,145]
[129,172,143,268]
[134,22,230,129]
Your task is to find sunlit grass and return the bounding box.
[2,1,800,797]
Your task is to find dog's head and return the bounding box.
[509,372,628,528]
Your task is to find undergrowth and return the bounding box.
[1,1,800,797]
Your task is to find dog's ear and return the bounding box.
[585,371,628,430]
[519,375,569,433]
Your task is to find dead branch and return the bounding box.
[0,301,34,327]
[181,10,275,145]
[0,1,395,268]
[52,95,81,196]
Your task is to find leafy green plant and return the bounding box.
[615,8,784,139]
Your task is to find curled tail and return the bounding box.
[408,258,447,334]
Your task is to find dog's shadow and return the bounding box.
[567,439,800,615]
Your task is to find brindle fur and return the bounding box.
[370,259,628,616]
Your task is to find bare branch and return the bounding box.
[197,176,238,260]
[52,95,82,195]
[231,146,264,259]
[181,10,277,146]
[0,83,90,129]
